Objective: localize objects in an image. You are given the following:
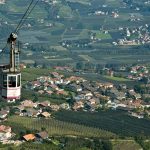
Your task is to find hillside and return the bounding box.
[0,1,150,150]
[0,0,150,67]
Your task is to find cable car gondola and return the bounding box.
[0,0,39,102]
[0,33,21,102]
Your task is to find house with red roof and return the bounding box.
[23,134,36,141]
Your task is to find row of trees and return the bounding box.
[76,62,129,72]
[57,137,112,150]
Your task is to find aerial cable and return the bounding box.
[15,0,40,34]
[14,0,34,33]
[0,0,39,56]
[0,0,34,55]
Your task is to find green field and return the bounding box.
[104,76,131,82]
[0,139,143,150]
[46,58,73,61]
[1,0,150,67]
[92,30,112,39]
[1,0,150,149]
[54,110,150,137]
[1,0,150,145]
[143,141,150,150]
[111,140,141,150]
[50,46,68,51]
[3,114,148,149]
[4,116,116,139]
[66,0,90,5]
[79,55,95,62]
[0,142,58,150]
[22,68,51,83]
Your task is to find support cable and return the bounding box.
[0,0,39,56]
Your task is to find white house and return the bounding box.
[0,125,12,141]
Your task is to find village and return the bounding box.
[22,65,150,119]
[0,0,150,149]
[102,64,150,82]
[0,64,149,144]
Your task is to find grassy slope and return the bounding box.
[5,116,116,139]
[3,115,146,150]
[92,30,112,39]
[22,68,51,83]
[1,0,149,66]
[111,140,142,150]
[104,75,131,82]
[66,0,90,5]
[0,142,58,150]
[54,110,150,137]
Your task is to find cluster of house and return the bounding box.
[93,10,108,16]
[112,11,119,18]
[24,71,150,118]
[101,67,114,77]
[90,30,109,41]
[22,130,49,142]
[102,64,149,83]
[41,0,58,5]
[0,125,13,141]
[129,14,141,22]
[14,100,53,118]
[91,9,119,18]
[0,124,50,145]
[70,81,113,112]
[53,66,73,72]
[0,101,53,144]
[71,82,150,113]
[27,72,63,95]
[105,86,150,119]
[61,38,90,49]
[115,25,150,45]
[25,72,110,112]
[127,65,149,81]
[0,107,10,122]
[0,70,148,145]
[116,39,139,46]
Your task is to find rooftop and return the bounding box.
[23,134,36,141]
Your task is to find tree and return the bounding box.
[142,77,148,84]
[42,63,47,69]
[33,94,38,102]
[76,62,84,70]
[102,140,112,150]
[144,97,150,103]
[8,147,14,150]
[34,61,37,68]
[93,139,104,150]
[41,127,46,131]
[134,85,144,94]
[76,22,84,29]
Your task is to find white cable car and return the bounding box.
[0,0,40,102]
[0,33,21,102]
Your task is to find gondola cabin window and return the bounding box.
[3,75,7,87]
[17,75,21,87]
[8,76,16,87]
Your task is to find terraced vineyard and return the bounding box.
[5,116,116,139]
[1,0,150,67]
[54,110,150,137]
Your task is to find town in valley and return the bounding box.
[0,0,150,150]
